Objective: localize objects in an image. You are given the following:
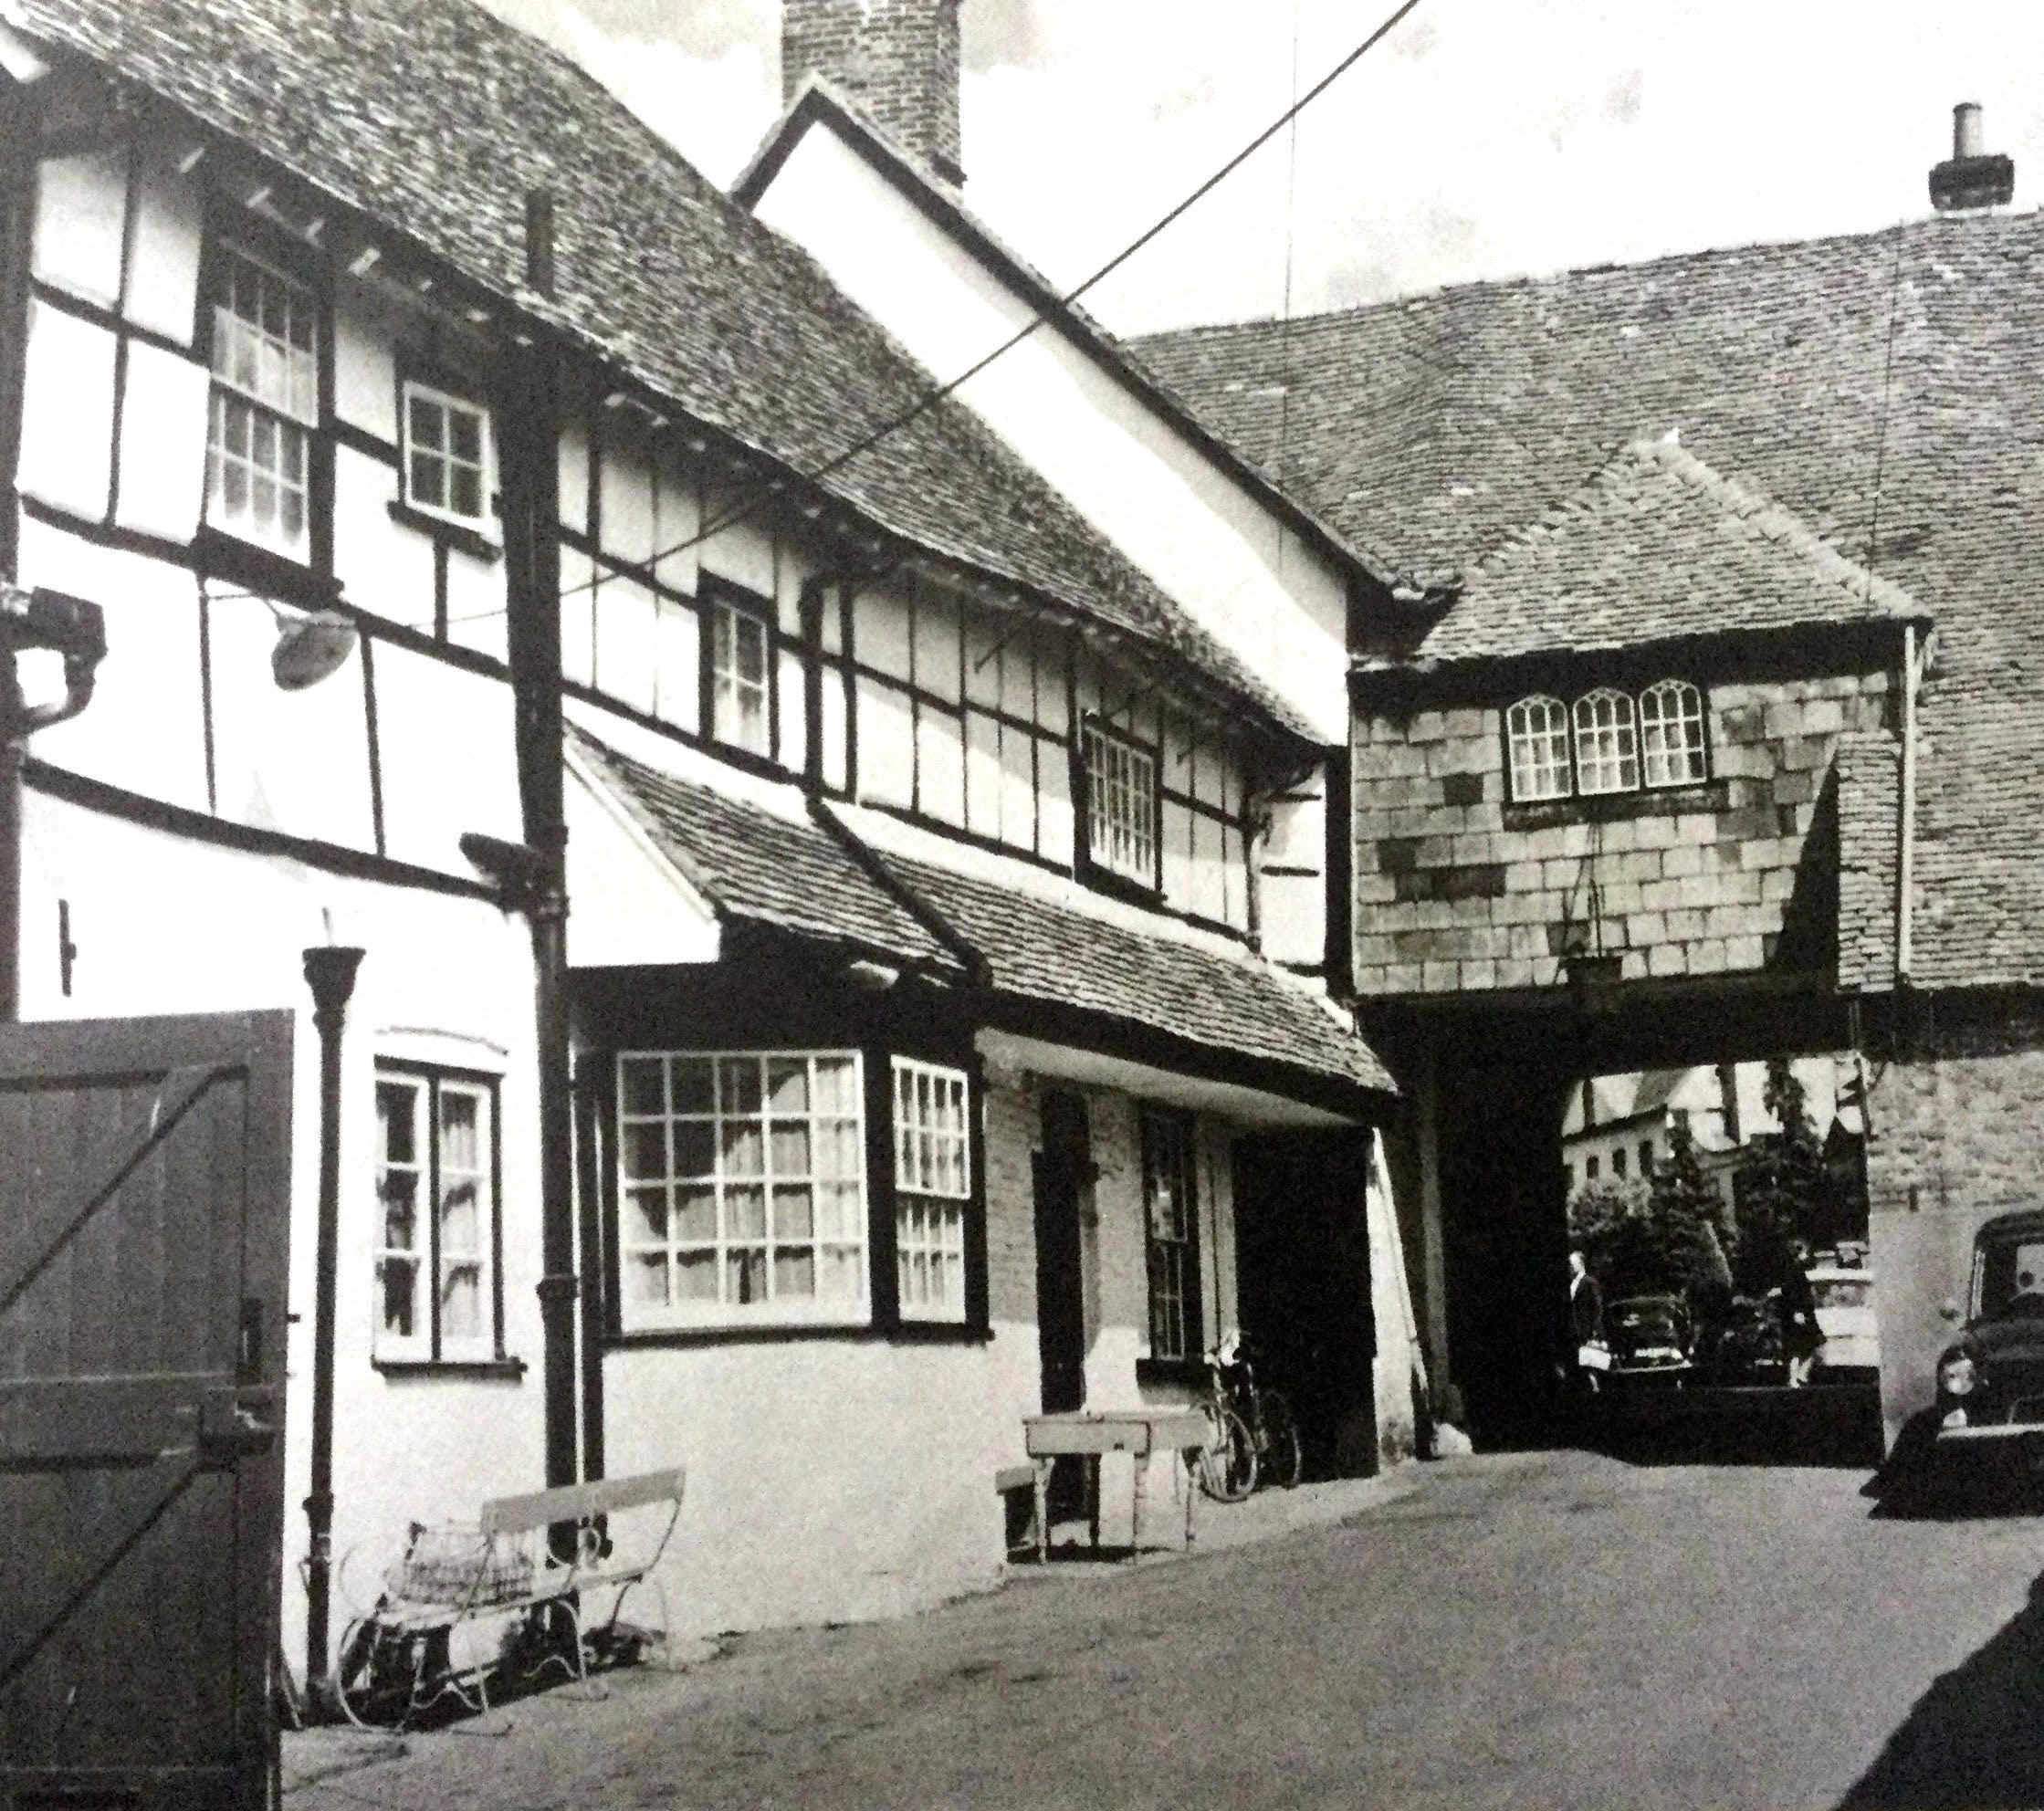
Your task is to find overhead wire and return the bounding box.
[557,0,1431,602]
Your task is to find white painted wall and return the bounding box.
[16,792,547,1680]
[748,124,1353,745]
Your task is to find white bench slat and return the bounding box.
[480,1467,686,1536]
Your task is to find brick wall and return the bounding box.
[983,1072,1039,1325]
[1352,669,1892,994]
[781,0,964,180]
[1866,1011,2044,1441]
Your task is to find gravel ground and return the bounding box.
[284,1447,2044,1811]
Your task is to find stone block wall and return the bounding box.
[1351,669,1892,995]
[1865,1011,2044,1442]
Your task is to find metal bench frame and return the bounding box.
[335,1466,685,1729]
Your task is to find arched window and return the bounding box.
[1572,688,1639,794]
[1639,679,1707,788]
[1505,696,1570,801]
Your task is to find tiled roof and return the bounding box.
[1137,213,2044,990]
[573,729,1393,1103]
[7,0,1309,743]
[568,728,949,969]
[1418,437,1924,663]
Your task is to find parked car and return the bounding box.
[1697,1294,1787,1387]
[1933,1210,2044,1482]
[1605,1295,1694,1386]
[1807,1263,1878,1378]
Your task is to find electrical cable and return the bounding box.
[557,0,1430,602]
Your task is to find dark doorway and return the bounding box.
[1233,1129,1378,1478]
[0,1011,295,1811]
[1032,1089,1090,1414]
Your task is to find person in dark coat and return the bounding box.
[1777,1239,1822,1387]
[1568,1248,1606,1392]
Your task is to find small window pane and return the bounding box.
[1573,689,1640,795]
[1640,679,1707,788]
[1506,696,1571,801]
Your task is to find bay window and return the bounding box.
[374,1065,499,1364]
[892,1058,970,1323]
[616,1052,865,1329]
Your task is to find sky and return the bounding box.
[477,0,2044,336]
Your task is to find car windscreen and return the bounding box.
[1977,1237,2044,1319]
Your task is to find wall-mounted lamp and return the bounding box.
[271,609,359,691]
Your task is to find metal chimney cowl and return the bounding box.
[1930,100,2014,212]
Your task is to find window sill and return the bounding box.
[372,1356,528,1381]
[387,498,502,563]
[610,1319,991,1350]
[1502,777,1727,829]
[1076,863,1163,910]
[1136,1356,1207,1389]
[195,527,341,609]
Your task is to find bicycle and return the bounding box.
[1197,1334,1303,1501]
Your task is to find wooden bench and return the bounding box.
[1022,1411,1210,1562]
[335,1466,685,1728]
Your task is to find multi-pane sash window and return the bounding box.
[207,245,318,557]
[618,1052,865,1328]
[1505,696,1571,801]
[1639,679,1707,788]
[1142,1111,1201,1363]
[403,381,492,529]
[1083,718,1159,886]
[709,596,771,756]
[374,1067,498,1363]
[892,1059,970,1323]
[1572,688,1640,795]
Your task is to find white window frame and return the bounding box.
[400,378,497,534]
[1639,678,1707,789]
[616,1050,867,1332]
[372,1064,498,1365]
[1572,687,1640,795]
[708,592,773,757]
[1505,696,1571,802]
[1141,1110,1201,1364]
[1082,717,1159,888]
[205,242,318,559]
[892,1058,971,1324]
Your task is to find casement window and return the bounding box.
[1639,679,1707,788]
[374,1066,499,1364]
[401,380,494,530]
[616,1052,866,1329]
[892,1058,970,1324]
[1586,1154,1601,1181]
[1081,717,1160,888]
[1505,696,1571,802]
[1572,688,1640,796]
[1142,1110,1202,1364]
[708,591,773,757]
[205,245,320,558]
[1639,1139,1655,1175]
[1612,1145,1629,1178]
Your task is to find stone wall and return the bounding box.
[1352,669,1892,995]
[1866,1010,2044,1442]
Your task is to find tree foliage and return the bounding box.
[1730,1060,1829,1292]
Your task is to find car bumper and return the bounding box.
[1934,1418,2044,1444]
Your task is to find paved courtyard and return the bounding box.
[285,1447,2044,1811]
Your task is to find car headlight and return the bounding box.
[1939,1353,1977,1398]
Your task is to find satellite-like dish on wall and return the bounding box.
[271,609,359,691]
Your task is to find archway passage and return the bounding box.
[1374,983,1865,1450]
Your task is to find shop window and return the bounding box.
[615,1052,865,1330]
[374,1065,500,1364]
[205,243,318,558]
[1505,695,1571,801]
[892,1058,970,1323]
[1142,1110,1202,1363]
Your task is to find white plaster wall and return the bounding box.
[749,128,1352,744]
[1366,1128,1423,1465]
[15,792,546,1680]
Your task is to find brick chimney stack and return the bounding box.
[1930,101,2014,212]
[782,0,964,186]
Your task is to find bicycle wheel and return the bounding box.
[334,1617,420,1731]
[1198,1401,1257,1502]
[1256,1389,1303,1490]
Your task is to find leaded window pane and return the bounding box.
[1572,688,1640,795]
[1084,719,1158,885]
[1640,679,1707,788]
[1505,696,1571,801]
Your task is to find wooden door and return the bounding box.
[0,1012,293,1811]
[1032,1089,1090,1414]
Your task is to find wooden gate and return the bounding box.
[0,1012,293,1811]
